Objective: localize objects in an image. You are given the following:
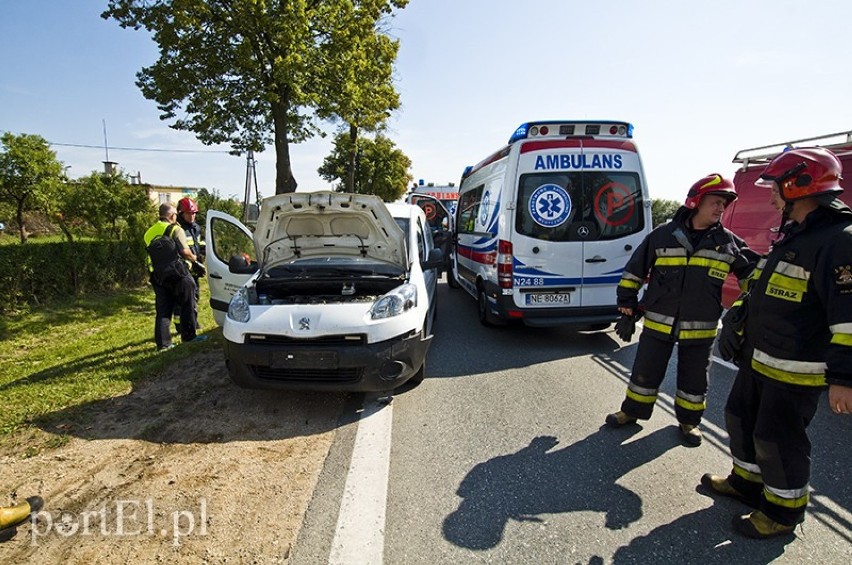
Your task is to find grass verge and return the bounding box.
[0,279,220,456]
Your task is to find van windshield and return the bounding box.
[515,171,645,241]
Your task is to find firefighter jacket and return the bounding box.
[742,203,852,389]
[177,218,204,263]
[617,207,758,342]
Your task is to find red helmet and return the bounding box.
[684,174,737,209]
[755,147,843,202]
[177,197,199,214]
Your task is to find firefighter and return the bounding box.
[174,197,206,332]
[704,147,852,538]
[606,174,758,446]
[144,204,206,350]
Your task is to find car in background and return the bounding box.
[205,192,444,391]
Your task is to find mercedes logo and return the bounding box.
[577,226,590,238]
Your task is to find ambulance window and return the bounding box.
[515,172,645,241]
[457,185,484,234]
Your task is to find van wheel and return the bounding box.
[447,269,460,289]
[478,288,494,326]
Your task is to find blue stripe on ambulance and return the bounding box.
[513,260,623,285]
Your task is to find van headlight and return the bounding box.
[228,287,251,323]
[370,283,417,319]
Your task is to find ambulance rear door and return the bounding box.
[512,139,585,309]
[576,140,650,308]
[512,138,649,308]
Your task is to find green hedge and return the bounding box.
[0,240,149,311]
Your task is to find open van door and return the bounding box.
[407,193,453,277]
[205,210,258,326]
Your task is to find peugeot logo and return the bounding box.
[299,317,310,330]
[577,226,590,238]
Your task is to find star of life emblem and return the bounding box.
[529,184,572,228]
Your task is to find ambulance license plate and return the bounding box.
[526,293,571,305]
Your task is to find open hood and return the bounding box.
[253,192,406,268]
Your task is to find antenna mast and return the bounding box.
[243,150,259,223]
[102,119,109,162]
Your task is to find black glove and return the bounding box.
[615,314,637,342]
[717,322,743,363]
[191,261,207,277]
[718,302,747,363]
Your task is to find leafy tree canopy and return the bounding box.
[195,187,242,229]
[651,198,682,227]
[318,131,411,202]
[66,172,154,241]
[0,132,64,243]
[103,0,408,195]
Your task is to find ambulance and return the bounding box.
[451,120,652,327]
[410,181,459,218]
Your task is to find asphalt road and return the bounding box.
[293,280,852,565]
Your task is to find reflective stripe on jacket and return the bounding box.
[617,206,758,342]
[745,205,852,388]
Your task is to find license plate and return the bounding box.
[271,350,338,369]
[525,293,571,305]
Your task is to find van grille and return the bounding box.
[251,366,362,384]
[245,334,367,346]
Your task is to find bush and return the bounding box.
[0,240,148,311]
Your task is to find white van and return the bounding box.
[451,120,652,328]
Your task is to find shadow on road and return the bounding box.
[443,427,676,550]
[604,495,793,564]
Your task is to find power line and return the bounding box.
[48,141,233,154]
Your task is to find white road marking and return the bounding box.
[329,393,393,565]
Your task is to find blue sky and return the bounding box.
[2,1,851,203]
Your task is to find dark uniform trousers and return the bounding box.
[620,330,712,426]
[724,353,820,527]
[153,275,197,348]
[174,221,203,331]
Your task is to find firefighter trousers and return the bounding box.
[724,360,821,526]
[153,275,197,348]
[620,331,712,425]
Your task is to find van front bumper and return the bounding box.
[223,331,432,391]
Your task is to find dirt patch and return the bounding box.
[0,351,345,563]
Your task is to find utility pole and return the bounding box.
[243,150,259,223]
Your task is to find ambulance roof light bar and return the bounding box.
[509,120,634,144]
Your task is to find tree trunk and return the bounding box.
[271,98,298,194]
[16,199,27,244]
[59,219,74,243]
[345,124,358,194]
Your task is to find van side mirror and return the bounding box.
[228,254,259,274]
[421,248,444,270]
